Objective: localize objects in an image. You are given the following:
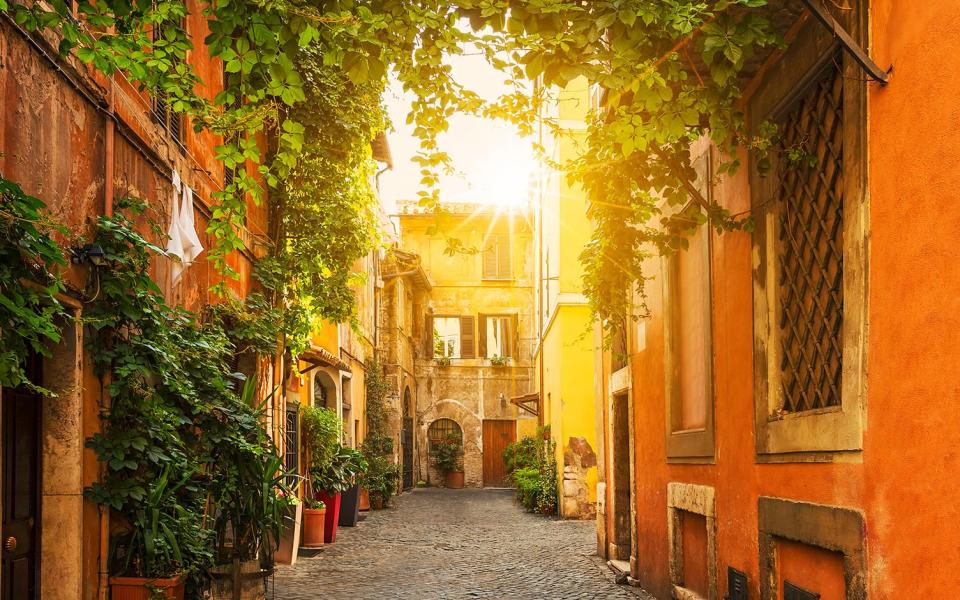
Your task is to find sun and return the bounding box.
[470,142,537,210]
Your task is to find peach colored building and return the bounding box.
[594,1,960,599]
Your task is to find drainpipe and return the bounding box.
[97,77,116,600]
[536,82,545,427]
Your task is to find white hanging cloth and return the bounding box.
[166,169,204,283]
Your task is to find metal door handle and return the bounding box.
[4,536,17,551]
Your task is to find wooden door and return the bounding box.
[2,376,41,600]
[482,420,516,488]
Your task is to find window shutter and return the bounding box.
[498,233,511,278]
[424,314,434,358]
[460,316,475,358]
[478,314,488,358]
[510,314,519,358]
[483,241,497,279]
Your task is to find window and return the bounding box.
[428,418,462,450]
[284,405,299,486]
[479,314,517,359]
[429,315,475,359]
[749,1,868,458]
[434,317,461,358]
[151,18,186,146]
[664,149,714,460]
[483,231,511,279]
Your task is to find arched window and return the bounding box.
[428,418,462,450]
[313,371,336,409]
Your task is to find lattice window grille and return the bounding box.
[776,56,845,414]
[428,418,462,450]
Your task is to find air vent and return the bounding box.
[726,567,748,600]
[784,581,820,600]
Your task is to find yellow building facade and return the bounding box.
[533,79,600,519]
[396,203,536,488]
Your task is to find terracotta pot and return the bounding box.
[370,495,384,510]
[302,507,326,548]
[445,471,465,489]
[315,490,341,544]
[110,575,185,600]
[359,487,371,511]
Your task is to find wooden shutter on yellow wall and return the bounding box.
[424,314,434,358]
[460,316,475,358]
[498,233,511,278]
[510,314,519,358]
[483,240,498,278]
[477,314,488,358]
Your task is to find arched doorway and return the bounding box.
[401,388,414,489]
[313,371,337,410]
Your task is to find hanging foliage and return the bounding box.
[0,177,67,390]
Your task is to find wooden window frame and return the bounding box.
[478,313,519,359]
[430,314,476,359]
[482,231,512,280]
[748,1,868,461]
[663,149,715,462]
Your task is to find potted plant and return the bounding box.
[300,498,326,548]
[206,381,295,600]
[361,455,401,509]
[274,493,302,565]
[432,432,465,489]
[300,406,343,543]
[333,446,368,527]
[313,443,367,541]
[103,469,197,600]
[489,354,511,367]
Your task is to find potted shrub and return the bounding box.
[206,381,295,600]
[333,446,368,527]
[274,494,302,565]
[102,469,197,600]
[361,455,401,509]
[300,406,343,543]
[313,443,366,541]
[300,498,326,548]
[432,432,465,489]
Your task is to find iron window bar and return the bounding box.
[799,0,891,85]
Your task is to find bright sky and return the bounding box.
[379,52,536,213]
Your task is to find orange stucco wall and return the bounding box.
[609,2,960,598]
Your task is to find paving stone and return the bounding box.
[272,488,654,600]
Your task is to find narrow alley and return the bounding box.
[274,489,649,600]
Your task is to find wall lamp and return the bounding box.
[70,243,107,267]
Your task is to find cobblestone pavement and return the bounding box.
[273,488,653,600]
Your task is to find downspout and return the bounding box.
[97,77,116,600]
[536,79,545,427]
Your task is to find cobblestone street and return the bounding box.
[273,488,651,599]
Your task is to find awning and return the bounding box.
[300,345,352,373]
[510,392,540,417]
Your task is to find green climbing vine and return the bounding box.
[0,177,67,390]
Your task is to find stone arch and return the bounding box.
[417,399,482,487]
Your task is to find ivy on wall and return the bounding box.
[0,177,67,390]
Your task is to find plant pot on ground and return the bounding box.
[359,454,401,509]
[444,470,465,489]
[274,500,303,565]
[431,432,465,489]
[209,560,271,600]
[312,443,368,542]
[301,499,326,548]
[339,484,361,527]
[109,575,185,600]
[359,487,371,511]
